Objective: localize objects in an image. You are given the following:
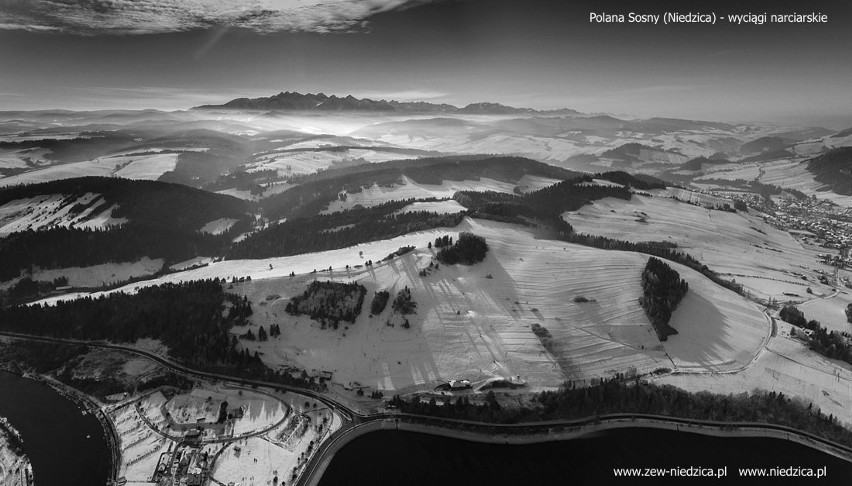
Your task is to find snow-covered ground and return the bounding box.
[577,178,625,188]
[393,200,466,215]
[758,159,852,207]
[658,326,852,425]
[0,147,52,169]
[210,394,340,486]
[0,193,125,236]
[563,191,837,303]
[0,257,164,289]
[0,159,116,187]
[696,163,763,181]
[169,256,213,272]
[199,218,239,235]
[112,153,179,180]
[798,291,852,335]
[233,219,766,392]
[0,152,178,187]
[249,148,420,177]
[791,133,852,157]
[321,176,517,214]
[164,386,287,436]
[0,417,31,486]
[111,396,172,482]
[33,217,771,394]
[516,174,563,193]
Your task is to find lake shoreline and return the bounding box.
[0,368,117,485]
[305,414,852,486]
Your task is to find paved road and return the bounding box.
[0,331,360,422]
[5,331,852,486]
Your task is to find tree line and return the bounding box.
[259,155,579,221]
[780,305,852,365]
[0,224,234,281]
[285,280,367,329]
[229,200,465,260]
[0,280,251,367]
[436,232,489,265]
[387,378,852,447]
[640,257,689,341]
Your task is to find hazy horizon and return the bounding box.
[1,0,851,129]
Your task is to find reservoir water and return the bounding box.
[319,428,852,485]
[0,371,110,485]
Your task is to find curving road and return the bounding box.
[5,330,852,486]
[0,331,360,422]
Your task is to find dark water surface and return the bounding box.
[319,428,852,485]
[0,371,110,485]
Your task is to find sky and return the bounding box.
[0,0,850,127]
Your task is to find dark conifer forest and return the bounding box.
[0,280,252,366]
[639,257,689,341]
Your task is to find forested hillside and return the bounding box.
[0,177,252,280]
[230,200,465,259]
[0,280,252,366]
[258,156,578,220]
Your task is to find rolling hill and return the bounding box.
[0,177,252,288]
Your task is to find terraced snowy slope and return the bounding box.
[0,152,180,187]
[47,218,769,393]
[759,159,852,207]
[563,191,837,302]
[0,159,117,187]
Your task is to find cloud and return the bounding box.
[0,0,436,35]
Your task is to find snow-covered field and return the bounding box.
[798,291,852,334]
[0,152,178,187]
[249,148,420,177]
[199,218,239,235]
[696,164,762,181]
[232,219,765,392]
[563,191,836,302]
[169,256,213,272]
[0,193,125,236]
[791,133,852,157]
[393,200,466,215]
[112,153,179,180]
[0,159,116,187]
[2,257,164,289]
[758,159,852,207]
[0,147,52,169]
[321,176,517,214]
[516,174,563,193]
[33,217,771,394]
[658,328,852,425]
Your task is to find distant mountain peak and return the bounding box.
[194,91,578,115]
